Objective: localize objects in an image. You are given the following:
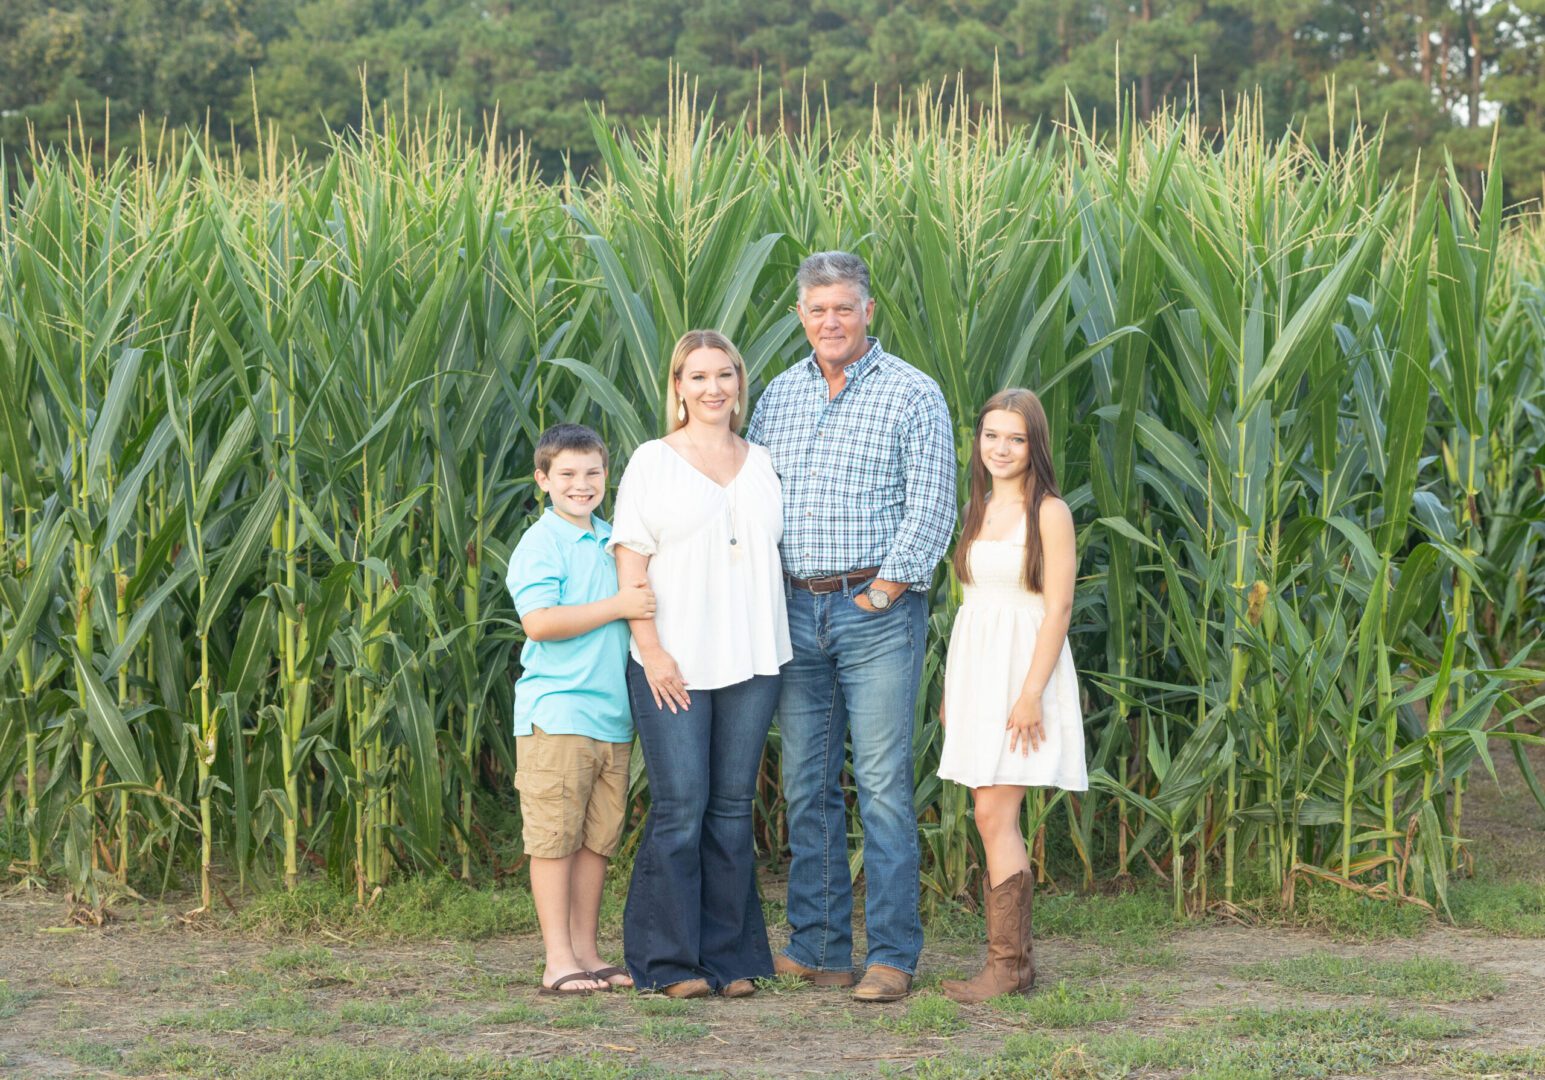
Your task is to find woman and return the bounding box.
[936,387,1086,1004]
[608,329,791,999]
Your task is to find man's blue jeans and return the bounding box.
[778,580,927,976]
[623,661,780,992]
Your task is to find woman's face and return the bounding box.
[676,347,740,427]
[980,408,1031,482]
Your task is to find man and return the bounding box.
[746,251,956,1002]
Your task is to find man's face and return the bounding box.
[798,283,875,370]
[535,449,607,528]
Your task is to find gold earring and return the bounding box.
[732,400,741,416]
[677,401,686,422]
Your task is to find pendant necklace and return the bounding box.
[683,426,743,552]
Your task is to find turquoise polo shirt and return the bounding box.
[505,509,633,743]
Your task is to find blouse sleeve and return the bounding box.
[606,445,659,557]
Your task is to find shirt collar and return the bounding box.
[544,507,610,543]
[803,337,884,385]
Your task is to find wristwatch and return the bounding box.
[865,586,892,610]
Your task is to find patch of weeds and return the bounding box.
[53,1037,122,1068]
[1446,1047,1545,1078]
[761,895,788,930]
[50,963,124,989]
[754,972,810,995]
[160,991,340,1036]
[989,979,1130,1027]
[485,1001,543,1024]
[635,996,692,1017]
[123,1037,232,1077]
[239,877,537,941]
[547,997,610,1029]
[640,1017,710,1043]
[262,944,335,970]
[1281,883,1435,940]
[878,994,967,1036]
[1449,880,1545,937]
[1036,888,1178,946]
[925,901,987,944]
[0,980,38,1019]
[1237,951,1502,1001]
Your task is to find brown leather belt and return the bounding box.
[785,566,880,594]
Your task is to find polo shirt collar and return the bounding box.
[803,337,884,384]
[544,507,610,543]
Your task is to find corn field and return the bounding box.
[1,89,1542,919]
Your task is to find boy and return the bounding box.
[506,423,654,995]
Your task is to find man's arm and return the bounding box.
[874,383,957,591]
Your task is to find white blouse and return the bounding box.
[608,439,791,690]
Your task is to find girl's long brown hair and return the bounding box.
[952,388,1061,591]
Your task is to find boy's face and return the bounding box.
[536,449,607,528]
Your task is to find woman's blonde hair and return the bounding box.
[665,329,750,434]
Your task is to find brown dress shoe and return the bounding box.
[773,952,856,988]
[851,964,913,1002]
[941,869,1036,1005]
[661,977,711,999]
[720,978,757,998]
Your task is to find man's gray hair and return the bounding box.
[797,251,871,304]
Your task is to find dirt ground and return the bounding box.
[3,747,1544,1079]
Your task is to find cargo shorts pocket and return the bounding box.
[515,770,579,858]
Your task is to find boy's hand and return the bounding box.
[613,579,656,620]
[1007,691,1045,756]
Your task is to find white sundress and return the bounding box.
[936,530,1088,791]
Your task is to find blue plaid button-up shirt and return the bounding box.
[746,338,957,590]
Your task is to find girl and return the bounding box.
[937,388,1087,1004]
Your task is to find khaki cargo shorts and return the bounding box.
[514,727,631,859]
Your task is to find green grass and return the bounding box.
[547,998,611,1030]
[1449,880,1545,937]
[877,994,967,1036]
[52,1037,122,1067]
[988,979,1131,1026]
[0,980,34,1019]
[639,1017,710,1042]
[1035,889,1180,945]
[635,996,693,1017]
[904,1004,1471,1080]
[122,1038,231,1077]
[160,991,341,1035]
[1237,951,1503,1001]
[233,1046,650,1080]
[484,1001,544,1024]
[239,879,539,940]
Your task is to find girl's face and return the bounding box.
[676,347,740,427]
[980,408,1030,482]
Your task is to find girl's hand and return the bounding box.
[641,646,691,714]
[1007,691,1045,756]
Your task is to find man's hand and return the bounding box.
[853,578,906,612]
[1006,691,1045,756]
[612,579,656,621]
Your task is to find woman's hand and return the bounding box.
[640,645,692,714]
[938,698,947,729]
[1006,690,1045,756]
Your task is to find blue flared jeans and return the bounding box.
[777,581,928,976]
[623,660,780,991]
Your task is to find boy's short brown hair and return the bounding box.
[533,423,608,475]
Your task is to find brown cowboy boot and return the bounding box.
[941,869,1035,1004]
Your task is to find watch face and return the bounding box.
[868,588,890,609]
